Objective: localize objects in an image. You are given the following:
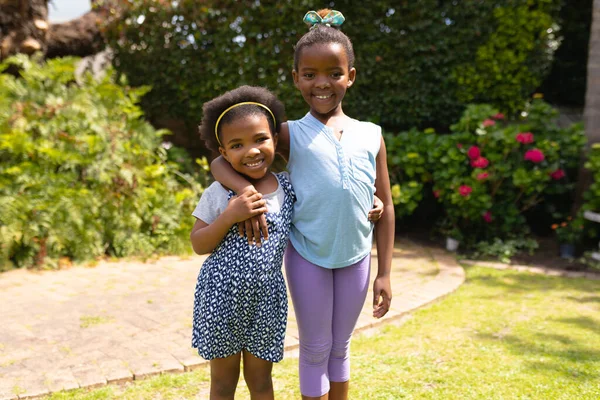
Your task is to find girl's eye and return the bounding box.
[230,144,241,149]
[304,73,314,78]
[332,72,342,78]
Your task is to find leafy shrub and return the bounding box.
[102,0,561,154]
[0,55,205,270]
[386,128,436,219]
[453,5,558,115]
[431,100,585,247]
[471,237,538,264]
[386,99,586,249]
[574,145,600,247]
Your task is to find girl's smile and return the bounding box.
[293,42,355,123]
[218,114,277,184]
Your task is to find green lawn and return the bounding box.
[45,266,600,399]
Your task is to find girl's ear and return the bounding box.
[292,69,300,88]
[218,146,229,162]
[347,67,356,88]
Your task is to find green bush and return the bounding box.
[453,4,558,115]
[386,128,435,219]
[102,0,561,154]
[0,55,205,270]
[386,99,586,251]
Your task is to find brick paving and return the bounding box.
[0,238,465,399]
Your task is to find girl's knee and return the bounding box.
[210,364,240,398]
[244,372,273,395]
[211,376,238,398]
[330,339,350,360]
[300,341,332,365]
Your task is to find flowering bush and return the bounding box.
[385,99,585,253]
[429,100,585,248]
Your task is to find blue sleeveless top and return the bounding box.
[287,113,381,269]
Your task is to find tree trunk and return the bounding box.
[46,7,107,58]
[573,0,600,212]
[0,0,49,59]
[0,0,111,61]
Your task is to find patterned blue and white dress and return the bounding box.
[191,172,295,362]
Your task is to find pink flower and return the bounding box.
[492,113,505,120]
[471,157,489,169]
[482,211,492,223]
[433,190,440,198]
[550,169,565,180]
[467,146,481,160]
[524,148,545,163]
[459,185,472,197]
[457,143,463,149]
[476,172,489,181]
[482,119,496,127]
[516,132,534,144]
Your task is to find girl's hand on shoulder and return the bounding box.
[373,275,392,319]
[238,214,269,247]
[225,188,267,226]
[369,195,384,222]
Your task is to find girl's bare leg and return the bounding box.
[210,352,242,400]
[242,350,275,400]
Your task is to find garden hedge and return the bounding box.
[103,0,562,155]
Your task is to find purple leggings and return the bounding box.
[284,243,371,397]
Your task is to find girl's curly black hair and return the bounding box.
[293,8,355,71]
[199,85,286,154]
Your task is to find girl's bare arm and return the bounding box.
[372,135,395,318]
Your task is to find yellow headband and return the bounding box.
[215,102,276,146]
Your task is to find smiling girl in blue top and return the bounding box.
[211,9,395,400]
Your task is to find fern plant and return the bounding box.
[0,55,205,270]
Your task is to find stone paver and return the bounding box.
[0,238,464,398]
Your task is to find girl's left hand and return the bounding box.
[369,195,384,222]
[372,275,392,318]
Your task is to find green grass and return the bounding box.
[79,315,114,329]
[45,266,600,399]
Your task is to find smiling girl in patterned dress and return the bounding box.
[190,85,294,400]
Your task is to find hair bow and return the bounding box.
[303,10,345,29]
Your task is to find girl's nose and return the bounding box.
[315,77,330,88]
[247,146,260,156]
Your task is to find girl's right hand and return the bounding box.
[226,188,267,226]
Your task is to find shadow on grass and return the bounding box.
[556,316,600,336]
[566,295,600,303]
[477,330,600,380]
[462,265,600,295]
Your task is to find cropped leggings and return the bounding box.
[284,243,371,397]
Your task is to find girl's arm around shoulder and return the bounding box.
[210,156,254,194]
[190,189,267,254]
[373,135,395,319]
[276,122,290,161]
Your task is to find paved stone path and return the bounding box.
[0,239,464,399]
